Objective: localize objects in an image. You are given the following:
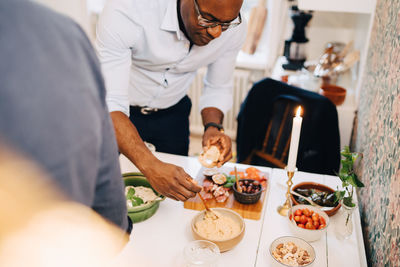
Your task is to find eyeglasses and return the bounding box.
[193,0,242,30]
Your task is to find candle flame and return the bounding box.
[296,106,302,117]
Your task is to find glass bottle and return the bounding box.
[335,200,357,239]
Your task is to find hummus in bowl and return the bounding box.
[191,208,245,252]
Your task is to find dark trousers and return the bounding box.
[129,96,192,156]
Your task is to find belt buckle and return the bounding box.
[140,107,158,115]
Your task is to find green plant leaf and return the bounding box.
[343,196,355,207]
[225,175,236,184]
[126,188,136,200]
[347,173,365,188]
[131,196,144,206]
[223,182,234,188]
[339,146,364,189]
[335,190,345,202]
[351,153,359,162]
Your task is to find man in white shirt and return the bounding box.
[96,0,246,201]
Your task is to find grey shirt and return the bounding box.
[0,0,128,231]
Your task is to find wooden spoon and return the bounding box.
[198,192,219,219]
[234,166,243,193]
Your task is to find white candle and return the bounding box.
[287,106,303,172]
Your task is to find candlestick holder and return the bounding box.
[277,168,297,216]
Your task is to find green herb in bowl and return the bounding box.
[123,173,165,223]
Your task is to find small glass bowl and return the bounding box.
[183,240,220,267]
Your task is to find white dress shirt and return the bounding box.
[95,0,246,116]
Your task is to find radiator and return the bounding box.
[188,68,254,140]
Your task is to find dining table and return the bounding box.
[114,152,368,267]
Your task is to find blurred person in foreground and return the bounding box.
[95,0,246,201]
[0,0,130,237]
[0,146,127,267]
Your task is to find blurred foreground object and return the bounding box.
[35,0,90,34]
[0,0,127,231]
[0,146,127,267]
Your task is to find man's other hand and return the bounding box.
[202,127,233,167]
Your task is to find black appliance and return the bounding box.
[282,6,313,71]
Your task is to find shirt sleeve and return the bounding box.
[95,1,138,116]
[199,22,247,115]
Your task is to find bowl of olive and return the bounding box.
[290,182,341,216]
[232,179,262,204]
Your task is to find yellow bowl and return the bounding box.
[191,208,245,252]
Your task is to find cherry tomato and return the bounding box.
[319,224,326,229]
[312,213,319,221]
[305,222,314,229]
[303,208,311,217]
[294,216,301,222]
[319,217,326,225]
[297,223,305,228]
[313,220,320,229]
[294,209,302,216]
[300,215,308,225]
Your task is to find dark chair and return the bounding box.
[236,78,340,175]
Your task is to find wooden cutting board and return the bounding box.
[184,166,270,220]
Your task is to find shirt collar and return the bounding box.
[160,0,184,40]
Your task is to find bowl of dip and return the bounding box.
[191,208,245,252]
[123,172,165,223]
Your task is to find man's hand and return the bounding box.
[109,111,201,201]
[202,127,232,167]
[142,160,202,201]
[200,107,232,167]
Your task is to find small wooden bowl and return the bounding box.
[232,179,262,204]
[320,84,346,106]
[290,182,341,216]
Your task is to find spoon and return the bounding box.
[198,192,219,219]
[290,190,332,211]
[234,166,243,193]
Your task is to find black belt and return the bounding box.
[131,106,162,115]
[130,96,189,115]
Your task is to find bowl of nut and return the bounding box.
[232,178,262,204]
[269,236,315,267]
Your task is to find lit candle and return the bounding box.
[287,106,303,172]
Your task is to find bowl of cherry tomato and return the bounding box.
[288,205,329,242]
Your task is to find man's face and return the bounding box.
[179,0,243,46]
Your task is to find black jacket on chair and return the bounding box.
[236,78,340,175]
